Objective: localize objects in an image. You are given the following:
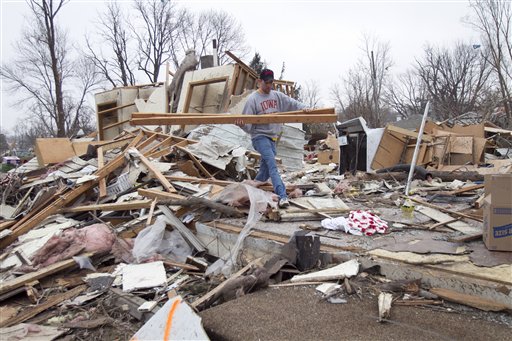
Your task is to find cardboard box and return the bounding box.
[318,149,340,165]
[482,174,512,251]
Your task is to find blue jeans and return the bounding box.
[252,135,287,199]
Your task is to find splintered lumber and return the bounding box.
[60,199,153,213]
[0,285,86,328]
[0,132,143,249]
[430,287,511,312]
[0,255,87,295]
[128,147,176,193]
[159,205,206,253]
[130,108,336,126]
[191,258,261,309]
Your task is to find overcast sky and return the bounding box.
[0,0,479,133]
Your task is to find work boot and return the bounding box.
[278,197,290,208]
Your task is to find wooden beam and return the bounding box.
[97,102,135,115]
[0,220,16,232]
[131,108,336,126]
[102,119,131,130]
[97,146,107,198]
[131,113,336,126]
[134,132,158,152]
[0,255,88,295]
[60,199,153,213]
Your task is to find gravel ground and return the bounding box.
[200,286,511,341]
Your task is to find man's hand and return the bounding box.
[234,118,245,127]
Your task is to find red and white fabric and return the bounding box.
[321,210,388,236]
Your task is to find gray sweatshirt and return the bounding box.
[241,90,306,139]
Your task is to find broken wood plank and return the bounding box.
[128,147,176,193]
[191,258,261,309]
[445,184,484,196]
[410,197,483,222]
[428,218,459,230]
[415,205,481,235]
[146,199,157,226]
[430,287,511,312]
[97,102,135,115]
[0,220,16,233]
[60,199,153,213]
[0,259,80,295]
[393,299,442,306]
[97,146,107,198]
[0,285,86,328]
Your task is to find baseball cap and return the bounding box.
[259,69,274,82]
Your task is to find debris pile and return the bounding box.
[1,52,511,339]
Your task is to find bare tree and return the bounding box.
[85,2,136,87]
[174,9,250,68]
[415,42,491,120]
[132,0,184,83]
[329,34,392,127]
[384,69,429,119]
[466,0,512,126]
[1,0,99,137]
[301,80,322,108]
